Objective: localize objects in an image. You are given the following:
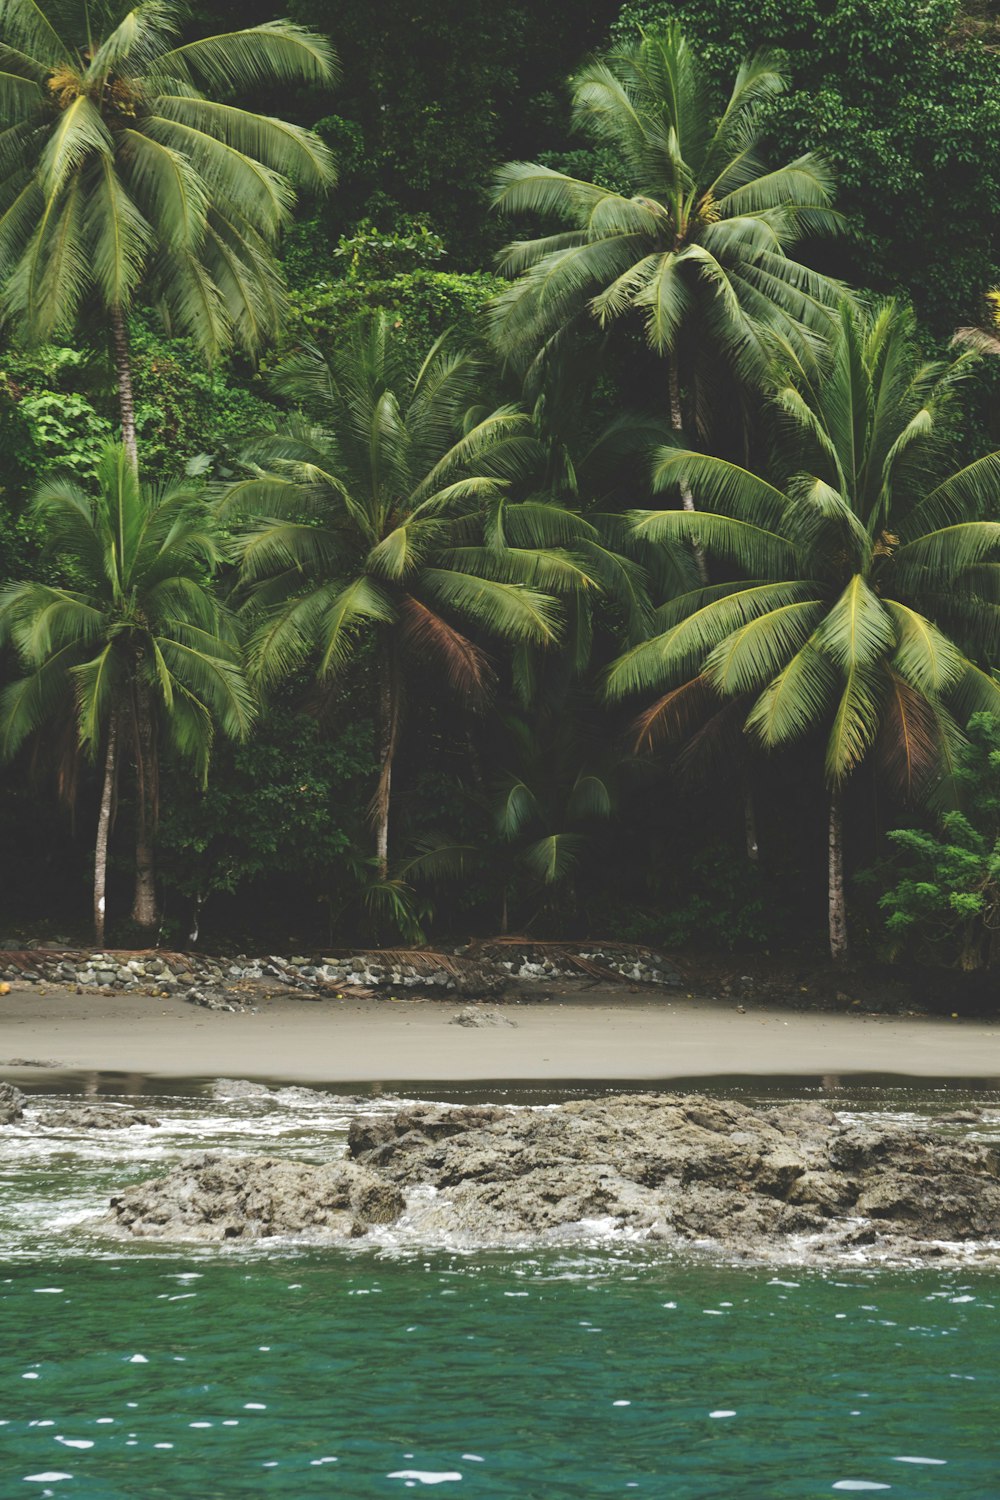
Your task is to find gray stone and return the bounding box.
[37,1105,160,1130]
[450,1006,518,1028]
[106,1153,403,1242]
[0,1081,26,1124]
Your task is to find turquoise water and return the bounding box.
[3,1254,998,1497]
[1,1081,999,1497]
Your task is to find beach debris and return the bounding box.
[450,1006,518,1028]
[185,987,256,1014]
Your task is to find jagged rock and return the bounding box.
[107,1092,1000,1261]
[345,1092,1000,1258]
[105,1153,404,1241]
[0,1081,26,1123]
[450,1006,518,1028]
[37,1106,160,1130]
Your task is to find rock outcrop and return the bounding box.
[0,1081,25,1123]
[107,1153,404,1241]
[101,1092,1000,1261]
[37,1105,161,1130]
[0,1092,161,1130]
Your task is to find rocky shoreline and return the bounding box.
[95,1091,1000,1265]
[0,943,680,1001]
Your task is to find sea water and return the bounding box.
[1,1079,998,1498]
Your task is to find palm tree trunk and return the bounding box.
[669,360,708,581]
[373,637,400,879]
[110,305,138,467]
[131,675,158,931]
[668,361,695,512]
[94,712,118,947]
[828,787,849,963]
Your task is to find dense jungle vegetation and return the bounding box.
[2,0,1000,973]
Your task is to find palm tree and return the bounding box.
[0,443,254,941]
[605,299,1000,960]
[220,312,583,875]
[491,24,842,480]
[0,0,337,458]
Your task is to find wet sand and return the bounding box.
[1,983,998,1083]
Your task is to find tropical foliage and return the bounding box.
[606,299,1000,956]
[874,714,1000,972]
[3,2,1000,977]
[219,312,570,872]
[0,0,336,449]
[0,442,253,937]
[491,25,842,441]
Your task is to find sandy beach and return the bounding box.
[1,982,999,1083]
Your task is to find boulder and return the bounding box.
[0,1081,26,1124]
[37,1106,160,1130]
[106,1152,404,1241]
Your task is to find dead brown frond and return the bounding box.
[875,672,941,802]
[399,595,494,699]
[632,675,715,753]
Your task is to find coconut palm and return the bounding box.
[0,443,254,940]
[0,0,337,457]
[491,24,842,477]
[605,299,1000,960]
[219,312,589,875]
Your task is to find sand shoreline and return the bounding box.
[1,982,999,1085]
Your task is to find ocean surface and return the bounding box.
[1,1077,999,1498]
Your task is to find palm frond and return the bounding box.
[400,595,492,698]
[893,521,1000,591]
[86,156,152,308]
[875,671,943,802]
[605,581,810,700]
[118,126,208,250]
[825,662,886,783]
[703,599,824,695]
[37,92,110,198]
[0,0,68,67]
[421,568,559,645]
[745,639,836,747]
[317,576,396,678]
[813,574,895,669]
[629,507,796,576]
[152,95,334,190]
[151,21,338,93]
[885,599,965,694]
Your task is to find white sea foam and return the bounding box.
[388,1472,463,1485]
